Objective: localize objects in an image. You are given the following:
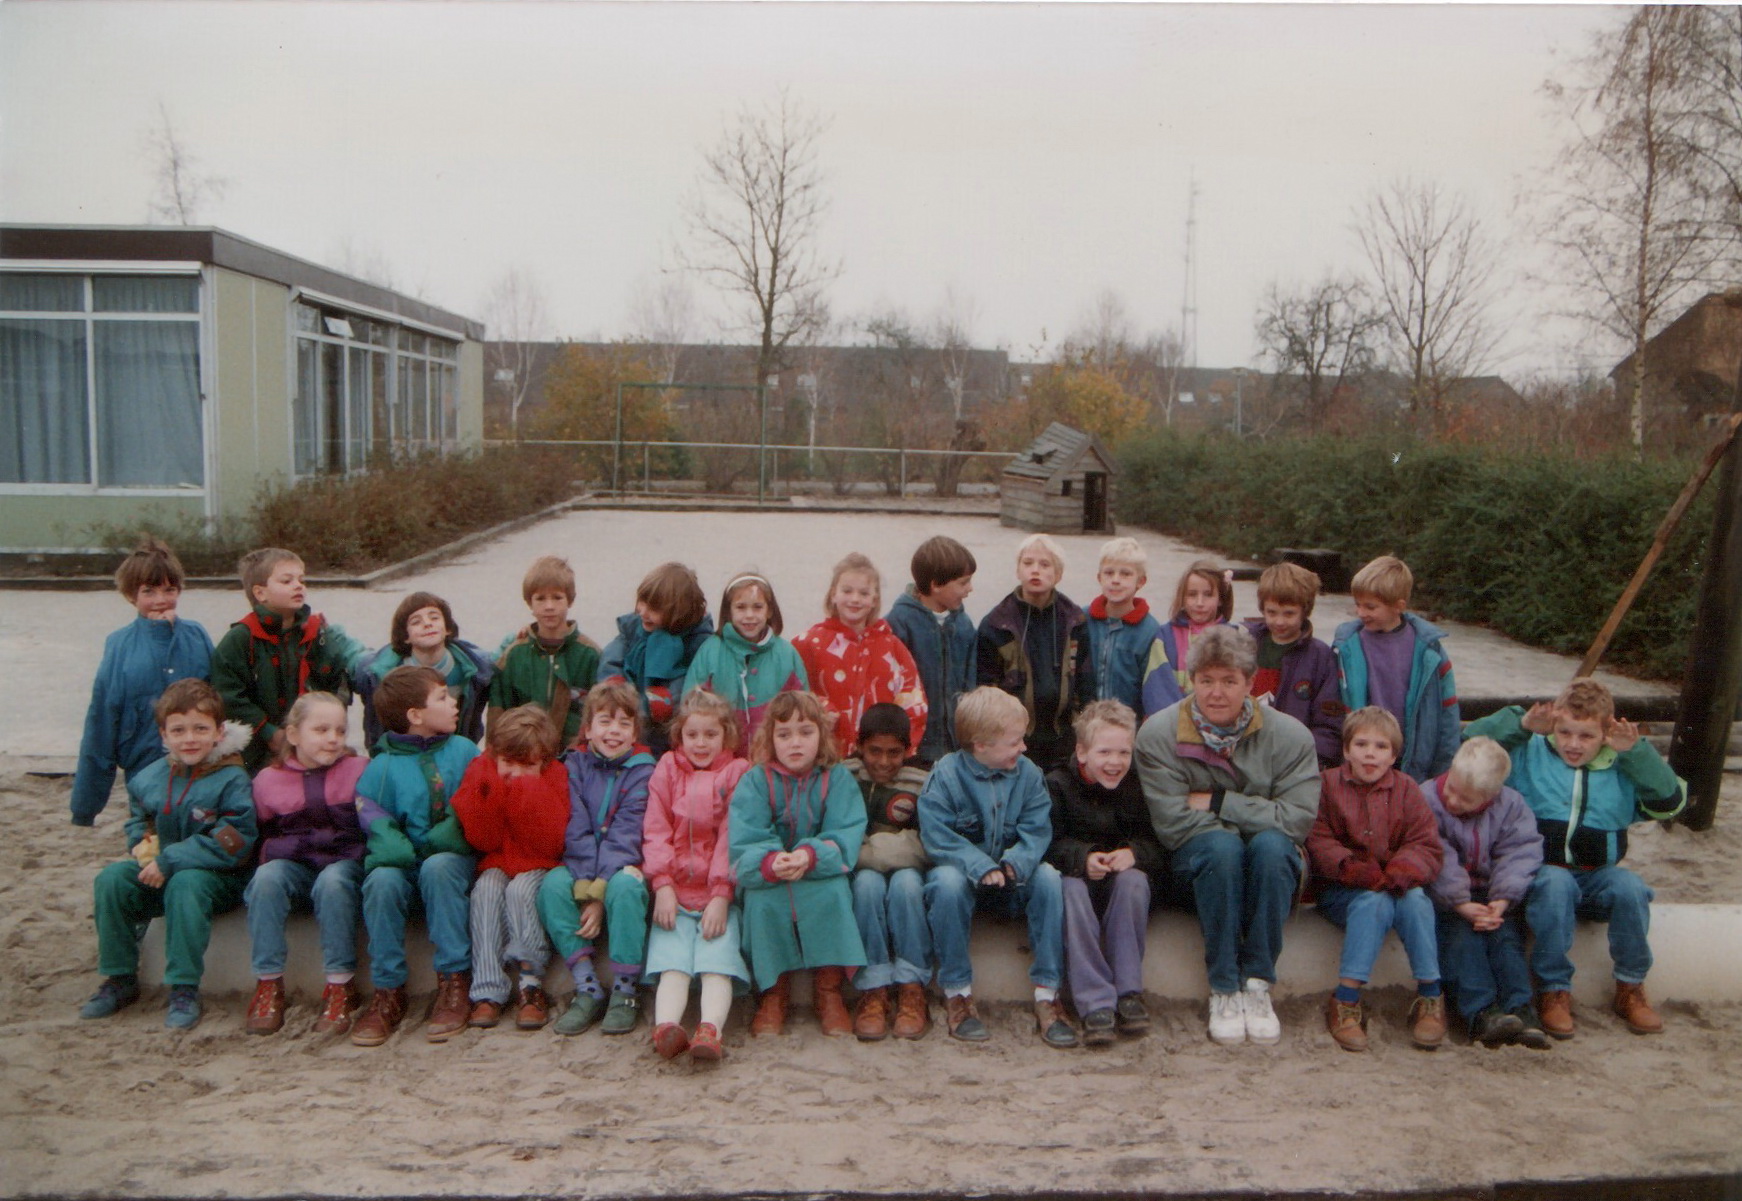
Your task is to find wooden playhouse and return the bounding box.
[999,422,1117,535]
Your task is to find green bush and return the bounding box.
[1118,431,1710,681]
[88,446,579,578]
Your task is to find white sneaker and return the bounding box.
[1208,991,1246,1045]
[1242,978,1281,1045]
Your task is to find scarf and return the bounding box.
[1190,696,1256,758]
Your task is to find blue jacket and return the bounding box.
[355,733,480,869]
[560,744,656,899]
[1461,706,1685,871]
[885,588,978,763]
[1140,614,1234,716]
[72,614,214,825]
[354,639,495,746]
[600,612,716,753]
[1332,612,1460,782]
[1083,596,1167,719]
[123,721,257,877]
[918,750,1053,886]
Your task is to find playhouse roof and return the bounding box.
[1001,422,1115,483]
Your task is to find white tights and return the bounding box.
[654,970,733,1029]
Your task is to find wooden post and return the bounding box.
[1670,381,1742,831]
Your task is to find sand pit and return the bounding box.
[4,764,1740,1199]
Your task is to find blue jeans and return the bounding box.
[361,853,474,988]
[1527,864,1653,988]
[1316,884,1440,984]
[925,861,1063,991]
[1168,827,1300,994]
[853,868,932,989]
[245,858,364,977]
[1436,909,1531,1021]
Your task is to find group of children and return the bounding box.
[72,531,1685,1057]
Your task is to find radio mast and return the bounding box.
[1181,172,1200,370]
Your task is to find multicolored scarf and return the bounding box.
[1190,696,1256,758]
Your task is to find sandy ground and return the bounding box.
[3,507,1736,1199]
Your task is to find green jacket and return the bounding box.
[210,602,367,774]
[489,624,600,747]
[123,720,257,877]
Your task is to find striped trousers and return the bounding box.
[469,867,551,1004]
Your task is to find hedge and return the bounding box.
[1117,431,1712,682]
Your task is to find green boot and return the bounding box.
[553,992,605,1037]
[601,990,641,1035]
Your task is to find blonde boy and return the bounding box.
[976,534,1087,772]
[1083,537,1168,720]
[1245,561,1343,768]
[1330,555,1459,782]
[490,555,600,747]
[1464,679,1685,1038]
[918,686,1076,1048]
[211,548,366,774]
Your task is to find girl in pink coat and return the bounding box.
[643,689,754,1062]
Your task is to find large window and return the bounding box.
[0,272,202,487]
[293,301,459,477]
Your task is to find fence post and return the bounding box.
[899,450,907,498]
[612,383,623,494]
[643,441,651,492]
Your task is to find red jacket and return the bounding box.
[794,616,928,755]
[642,751,752,911]
[1307,764,1443,897]
[451,756,569,877]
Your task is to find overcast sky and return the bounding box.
[2,1,1619,375]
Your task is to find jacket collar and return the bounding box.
[1089,595,1151,624]
[1174,700,1265,747]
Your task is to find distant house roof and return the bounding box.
[0,224,484,340]
[1003,422,1114,482]
[1611,291,1742,415]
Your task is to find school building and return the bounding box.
[0,225,486,554]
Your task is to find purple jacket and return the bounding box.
[252,754,368,870]
[560,744,656,900]
[1244,618,1343,769]
[1420,774,1543,909]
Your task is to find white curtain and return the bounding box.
[0,318,89,483]
[94,320,202,486]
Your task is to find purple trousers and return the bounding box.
[1062,870,1150,1015]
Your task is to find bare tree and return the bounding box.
[625,274,698,387]
[482,268,552,438]
[1678,7,1742,256]
[144,101,226,225]
[1255,275,1384,434]
[680,91,840,391]
[1356,179,1499,434]
[1066,289,1137,368]
[1541,6,1722,455]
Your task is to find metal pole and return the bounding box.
[1670,372,1742,831]
[758,382,767,504]
[643,440,651,492]
[612,382,624,494]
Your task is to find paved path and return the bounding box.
[0,506,1672,761]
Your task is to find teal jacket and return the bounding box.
[1332,612,1460,782]
[682,624,808,746]
[1462,706,1685,870]
[355,733,481,870]
[123,721,257,878]
[354,639,495,746]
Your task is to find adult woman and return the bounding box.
[1134,624,1320,1046]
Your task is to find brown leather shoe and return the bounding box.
[814,966,853,1037]
[945,993,989,1041]
[1409,994,1447,1049]
[314,981,361,1034]
[750,973,791,1037]
[426,972,471,1042]
[1538,990,1575,1040]
[1613,981,1664,1034]
[892,983,930,1040]
[245,978,286,1035]
[1325,994,1368,1052]
[468,999,505,1029]
[853,986,891,1041]
[350,986,407,1047]
[516,985,551,1031]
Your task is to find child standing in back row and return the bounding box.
[73,537,214,825]
[1081,537,1166,720]
[684,572,808,748]
[884,536,978,767]
[1244,562,1343,769]
[1143,558,1234,716]
[602,563,716,758]
[977,534,1087,773]
[643,690,754,1062]
[1331,555,1459,783]
[356,592,496,746]
[490,556,600,749]
[796,553,928,758]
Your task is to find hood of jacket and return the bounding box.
[169,719,252,777]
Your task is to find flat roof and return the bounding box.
[0,224,484,341]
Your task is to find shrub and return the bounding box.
[1118,431,1710,681]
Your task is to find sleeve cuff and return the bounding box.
[801,845,819,873]
[1209,787,1226,816]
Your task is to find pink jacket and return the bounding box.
[794,616,928,755]
[642,751,753,911]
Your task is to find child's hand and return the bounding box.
[1487,898,1510,921]
[980,867,1007,887]
[652,886,679,931]
[771,851,808,882]
[1340,858,1386,891]
[138,861,166,889]
[1606,718,1640,754]
[1104,848,1137,873]
[1522,701,1557,735]
[1186,791,1214,812]
[700,896,729,940]
[1454,901,1488,928]
[578,899,605,940]
[1085,852,1110,881]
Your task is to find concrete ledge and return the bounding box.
[143,901,1742,1007]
